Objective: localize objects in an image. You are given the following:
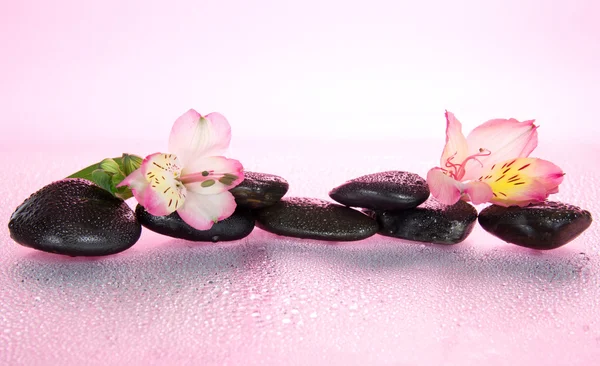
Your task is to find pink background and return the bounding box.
[1,1,599,365]
[1,0,600,143]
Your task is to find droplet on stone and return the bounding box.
[230,171,289,209]
[329,171,430,210]
[136,205,255,242]
[478,201,592,250]
[366,198,478,244]
[8,179,142,256]
[256,197,378,241]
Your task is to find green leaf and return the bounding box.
[68,157,123,181]
[67,153,144,199]
[110,172,132,200]
[114,184,134,200]
[122,153,143,176]
[91,169,114,194]
[99,158,121,175]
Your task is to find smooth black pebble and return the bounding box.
[230,171,289,209]
[367,198,478,244]
[256,197,378,241]
[478,201,592,250]
[329,171,430,210]
[136,205,255,242]
[8,179,141,256]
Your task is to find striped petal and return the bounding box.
[463,118,538,181]
[137,153,186,215]
[479,157,564,207]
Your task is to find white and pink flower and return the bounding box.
[119,109,244,230]
[427,111,564,207]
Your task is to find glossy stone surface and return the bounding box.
[256,197,378,241]
[8,179,141,256]
[478,201,593,250]
[329,171,430,210]
[230,171,289,208]
[136,205,255,242]
[368,198,478,244]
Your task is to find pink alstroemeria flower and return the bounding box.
[119,109,244,230]
[427,111,564,207]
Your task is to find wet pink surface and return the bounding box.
[1,140,598,365]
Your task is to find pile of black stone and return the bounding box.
[8,172,289,256]
[255,170,592,249]
[257,171,476,244]
[8,170,593,257]
[324,171,592,249]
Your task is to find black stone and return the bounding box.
[230,171,289,209]
[8,179,141,256]
[478,201,593,250]
[136,205,255,242]
[329,171,430,211]
[256,197,379,241]
[367,198,478,244]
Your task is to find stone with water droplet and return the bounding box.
[478,201,592,250]
[8,179,141,256]
[329,171,430,210]
[230,171,289,209]
[366,198,478,244]
[256,197,378,241]
[136,205,255,242]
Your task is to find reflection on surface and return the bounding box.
[1,141,598,365]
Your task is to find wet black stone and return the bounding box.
[367,198,478,244]
[8,179,141,256]
[478,201,593,250]
[255,197,378,241]
[230,171,289,209]
[136,205,255,242]
[329,171,430,211]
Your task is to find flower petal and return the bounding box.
[480,157,564,207]
[440,111,469,170]
[168,109,232,166]
[137,153,186,216]
[462,181,493,204]
[181,156,244,195]
[177,191,238,230]
[117,167,149,204]
[463,118,538,180]
[427,168,462,205]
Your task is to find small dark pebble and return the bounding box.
[8,179,141,256]
[478,201,593,250]
[230,171,289,209]
[255,197,378,241]
[367,198,478,244]
[329,171,430,210]
[136,205,255,242]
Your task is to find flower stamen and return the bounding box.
[445,148,491,180]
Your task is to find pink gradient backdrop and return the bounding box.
[1,0,600,143]
[2,1,600,365]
